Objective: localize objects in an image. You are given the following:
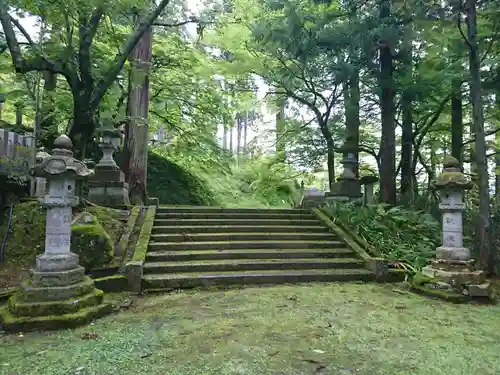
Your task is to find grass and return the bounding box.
[2,283,500,375]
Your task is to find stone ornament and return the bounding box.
[30,135,94,180]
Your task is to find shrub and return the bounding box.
[324,201,440,269]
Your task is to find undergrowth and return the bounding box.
[147,149,302,208]
[324,201,440,269]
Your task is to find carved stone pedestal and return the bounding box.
[326,144,362,203]
[88,168,130,208]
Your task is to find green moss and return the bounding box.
[116,206,141,261]
[8,288,104,317]
[409,273,469,303]
[0,301,113,332]
[131,206,156,263]
[147,151,216,205]
[71,215,114,271]
[94,275,129,293]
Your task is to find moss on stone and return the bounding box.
[116,206,141,260]
[8,288,104,317]
[409,272,469,303]
[94,275,128,293]
[0,301,113,332]
[131,205,156,263]
[71,215,114,271]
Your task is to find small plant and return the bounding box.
[324,201,440,270]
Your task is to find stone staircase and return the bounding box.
[142,207,374,291]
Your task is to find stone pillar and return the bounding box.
[326,141,362,203]
[360,175,379,205]
[421,156,489,297]
[87,126,130,208]
[0,135,112,332]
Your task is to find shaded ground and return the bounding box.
[2,282,500,375]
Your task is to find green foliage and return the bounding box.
[147,150,301,208]
[324,201,439,269]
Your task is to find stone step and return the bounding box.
[153,218,321,226]
[146,248,355,262]
[150,232,338,243]
[156,206,311,214]
[154,212,316,220]
[142,269,374,290]
[143,258,364,273]
[152,225,329,234]
[148,240,346,251]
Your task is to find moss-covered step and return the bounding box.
[146,248,356,262]
[0,302,113,333]
[94,275,129,293]
[154,212,316,220]
[142,269,375,291]
[143,258,365,274]
[8,289,104,317]
[152,225,329,234]
[156,207,311,214]
[148,240,347,251]
[153,218,321,226]
[150,232,340,243]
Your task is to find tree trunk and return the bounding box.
[451,78,463,167]
[378,0,396,205]
[327,141,335,189]
[223,124,228,149]
[400,15,413,203]
[243,111,248,155]
[343,71,360,177]
[276,92,286,159]
[466,0,491,271]
[40,71,58,149]
[496,92,500,197]
[124,24,152,206]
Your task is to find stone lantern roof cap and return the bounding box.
[434,155,472,190]
[30,134,94,180]
[360,175,379,185]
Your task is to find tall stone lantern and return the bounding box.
[422,155,489,297]
[326,140,362,203]
[0,135,111,332]
[87,124,130,208]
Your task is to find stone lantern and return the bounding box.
[326,141,362,203]
[87,124,130,208]
[360,175,379,205]
[33,149,51,198]
[0,135,111,332]
[421,155,489,297]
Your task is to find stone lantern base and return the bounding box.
[0,254,112,332]
[87,168,131,208]
[421,258,490,298]
[326,178,363,204]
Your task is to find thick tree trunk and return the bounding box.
[243,111,248,154]
[378,0,396,205]
[496,93,500,197]
[124,25,152,206]
[343,71,360,177]
[40,71,58,149]
[327,142,336,189]
[276,92,286,159]
[451,78,463,166]
[466,0,491,271]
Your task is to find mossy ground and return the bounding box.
[2,283,500,375]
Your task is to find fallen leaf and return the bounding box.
[140,352,152,359]
[81,332,98,340]
[313,349,325,354]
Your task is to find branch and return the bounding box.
[457,6,473,49]
[90,0,172,110]
[153,16,199,27]
[9,15,35,45]
[461,127,500,146]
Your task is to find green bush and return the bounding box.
[324,201,440,269]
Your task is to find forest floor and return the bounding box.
[2,282,500,375]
